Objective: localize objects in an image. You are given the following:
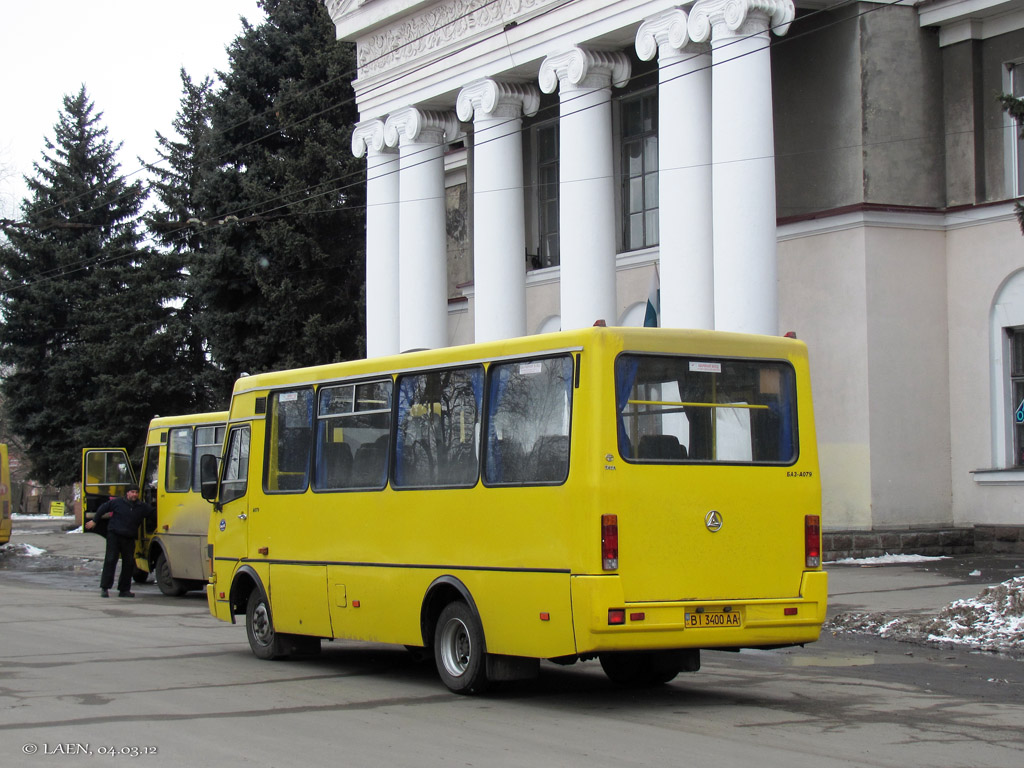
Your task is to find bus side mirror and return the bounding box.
[200,454,220,503]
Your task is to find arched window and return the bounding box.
[990,269,1024,468]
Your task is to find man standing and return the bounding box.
[85,484,154,598]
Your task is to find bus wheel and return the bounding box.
[433,601,488,694]
[154,553,186,597]
[246,590,288,660]
[599,651,684,686]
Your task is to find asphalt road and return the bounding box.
[1,518,1022,767]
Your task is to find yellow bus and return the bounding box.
[82,411,227,594]
[0,444,11,546]
[202,327,826,693]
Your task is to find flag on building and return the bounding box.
[644,266,660,327]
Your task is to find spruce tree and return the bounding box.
[146,70,232,407]
[0,88,187,483]
[195,0,366,379]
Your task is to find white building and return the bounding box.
[327,0,1024,554]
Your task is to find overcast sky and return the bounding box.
[0,1,266,219]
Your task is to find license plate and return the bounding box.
[685,611,741,629]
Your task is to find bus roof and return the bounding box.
[147,411,229,429]
[228,327,808,396]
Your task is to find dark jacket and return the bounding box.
[96,496,155,538]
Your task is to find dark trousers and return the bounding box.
[100,533,136,593]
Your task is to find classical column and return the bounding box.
[636,8,713,331]
[457,79,540,343]
[539,47,631,331]
[352,119,400,358]
[690,0,794,335]
[383,107,460,352]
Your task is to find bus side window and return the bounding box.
[166,427,192,493]
[485,355,573,486]
[193,425,226,492]
[314,380,392,491]
[394,367,483,488]
[221,426,250,504]
[266,389,313,493]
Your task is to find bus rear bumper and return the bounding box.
[570,571,828,654]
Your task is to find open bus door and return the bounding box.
[81,447,159,583]
[81,448,137,539]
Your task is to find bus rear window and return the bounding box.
[615,354,797,464]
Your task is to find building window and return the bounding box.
[1008,62,1024,197]
[620,90,659,251]
[534,121,559,269]
[1009,327,1024,466]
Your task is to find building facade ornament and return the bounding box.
[351,0,556,77]
[538,47,631,94]
[456,79,540,122]
[383,106,461,147]
[351,118,394,157]
[687,0,795,42]
[635,7,703,62]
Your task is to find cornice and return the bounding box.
[688,0,795,42]
[456,78,541,122]
[352,0,557,77]
[538,47,632,94]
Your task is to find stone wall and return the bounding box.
[824,525,1024,559]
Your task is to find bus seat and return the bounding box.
[444,442,478,485]
[530,435,569,482]
[638,434,687,460]
[352,434,389,487]
[490,439,526,483]
[323,441,353,487]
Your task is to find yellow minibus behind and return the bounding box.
[83,411,227,594]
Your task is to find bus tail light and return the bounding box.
[805,515,821,568]
[602,514,618,570]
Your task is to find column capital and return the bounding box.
[688,0,795,43]
[538,47,631,94]
[456,79,541,123]
[636,8,709,62]
[352,119,396,158]
[383,106,462,147]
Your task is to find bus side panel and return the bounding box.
[270,564,333,637]
[326,565,424,646]
[322,566,577,658]
[468,571,576,659]
[0,445,10,546]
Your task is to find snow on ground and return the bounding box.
[2,542,46,556]
[827,574,1024,655]
[827,554,949,566]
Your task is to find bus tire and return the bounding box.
[599,651,685,686]
[245,589,288,660]
[154,552,187,597]
[433,601,488,695]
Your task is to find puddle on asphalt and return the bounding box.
[785,654,877,667]
[0,549,94,573]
